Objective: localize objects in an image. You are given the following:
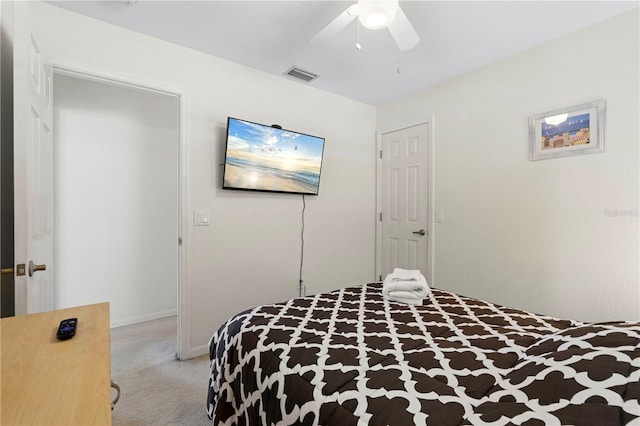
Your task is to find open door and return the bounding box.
[13,1,54,315]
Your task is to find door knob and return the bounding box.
[28,260,47,277]
[412,229,426,236]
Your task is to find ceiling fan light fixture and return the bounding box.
[358,0,399,30]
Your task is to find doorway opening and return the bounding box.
[52,69,184,358]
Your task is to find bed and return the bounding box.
[207,282,640,425]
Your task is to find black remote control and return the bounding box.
[56,318,77,340]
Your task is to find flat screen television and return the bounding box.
[222,117,325,195]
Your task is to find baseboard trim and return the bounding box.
[110,309,177,329]
[181,343,209,360]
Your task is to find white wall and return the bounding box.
[27,2,376,357]
[53,74,179,327]
[378,9,640,322]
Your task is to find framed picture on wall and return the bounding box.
[529,99,605,161]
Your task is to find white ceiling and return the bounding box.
[47,1,639,106]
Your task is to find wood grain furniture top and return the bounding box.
[1,302,112,425]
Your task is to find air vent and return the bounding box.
[284,67,318,83]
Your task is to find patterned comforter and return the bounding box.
[207,283,640,425]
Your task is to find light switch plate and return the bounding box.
[435,210,444,223]
[194,210,210,226]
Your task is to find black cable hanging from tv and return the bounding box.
[299,194,306,297]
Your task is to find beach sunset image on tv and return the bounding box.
[223,118,325,195]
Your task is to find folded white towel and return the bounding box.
[383,268,429,295]
[386,290,424,306]
[387,267,426,282]
[383,279,429,297]
[387,290,424,300]
[383,268,430,305]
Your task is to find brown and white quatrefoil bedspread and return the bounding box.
[207,283,640,425]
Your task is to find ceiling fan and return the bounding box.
[311,0,420,51]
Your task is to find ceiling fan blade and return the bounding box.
[388,6,420,51]
[310,4,358,45]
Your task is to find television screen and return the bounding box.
[222,117,325,195]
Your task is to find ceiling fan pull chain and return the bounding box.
[356,19,362,50]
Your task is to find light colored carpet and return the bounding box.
[110,316,211,426]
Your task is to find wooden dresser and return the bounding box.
[1,302,112,425]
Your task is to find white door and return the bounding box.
[380,123,430,280]
[13,1,54,314]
